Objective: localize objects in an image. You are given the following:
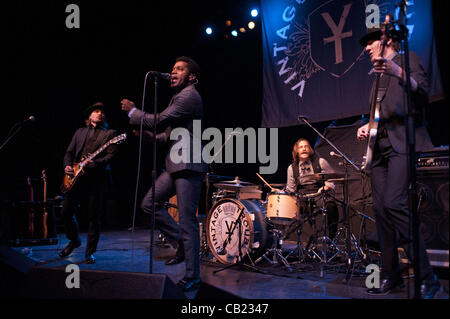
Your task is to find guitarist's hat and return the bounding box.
[84,102,106,118]
[359,27,402,47]
[359,27,382,46]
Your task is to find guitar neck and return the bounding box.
[83,141,111,163]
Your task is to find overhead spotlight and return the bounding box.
[248,21,256,30]
[231,30,238,37]
[225,20,232,27]
[251,9,259,17]
[239,27,246,33]
[205,27,213,35]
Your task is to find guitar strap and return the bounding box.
[76,127,91,161]
[373,75,390,128]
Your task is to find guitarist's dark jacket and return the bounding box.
[63,124,117,175]
[374,52,433,153]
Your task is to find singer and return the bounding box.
[121,56,207,292]
[285,138,339,240]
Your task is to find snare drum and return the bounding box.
[266,191,300,224]
[206,198,272,265]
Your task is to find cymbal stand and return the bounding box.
[330,196,375,263]
[286,197,314,263]
[308,180,341,278]
[339,159,364,282]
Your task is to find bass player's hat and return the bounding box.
[359,26,402,47]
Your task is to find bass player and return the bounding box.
[356,26,439,298]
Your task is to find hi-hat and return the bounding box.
[219,176,254,186]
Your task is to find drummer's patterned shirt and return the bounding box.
[285,159,334,194]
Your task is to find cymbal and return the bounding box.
[213,183,258,191]
[219,177,254,186]
[326,178,345,183]
[300,172,345,182]
[316,172,345,179]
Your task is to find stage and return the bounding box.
[1,229,448,300]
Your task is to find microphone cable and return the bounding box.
[130,72,152,232]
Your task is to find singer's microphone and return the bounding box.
[149,71,171,80]
[329,151,343,158]
[297,114,309,121]
[19,116,36,125]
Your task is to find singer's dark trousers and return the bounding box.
[371,134,433,282]
[61,173,106,256]
[141,169,203,279]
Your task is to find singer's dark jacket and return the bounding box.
[129,84,208,173]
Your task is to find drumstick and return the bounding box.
[256,173,276,191]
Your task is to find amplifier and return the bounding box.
[417,146,449,171]
[415,154,448,265]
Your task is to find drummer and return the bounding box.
[285,138,339,239]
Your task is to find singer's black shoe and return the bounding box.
[177,277,201,292]
[165,255,185,265]
[59,239,81,258]
[421,274,441,299]
[366,277,404,296]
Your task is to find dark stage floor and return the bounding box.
[4,229,448,300]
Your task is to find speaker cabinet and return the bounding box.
[22,267,186,299]
[416,169,449,250]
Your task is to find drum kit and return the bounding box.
[204,173,368,277]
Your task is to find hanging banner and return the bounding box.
[261,0,443,127]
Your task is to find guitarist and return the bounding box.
[59,102,117,264]
[357,27,439,298]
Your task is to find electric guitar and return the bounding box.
[61,133,127,193]
[361,15,391,173]
[41,169,48,239]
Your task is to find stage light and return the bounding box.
[231,30,238,37]
[239,27,246,33]
[205,27,213,35]
[225,20,232,26]
[251,9,259,17]
[248,21,256,30]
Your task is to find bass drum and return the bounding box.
[206,198,272,264]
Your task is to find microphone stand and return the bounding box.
[148,75,160,274]
[298,116,361,282]
[0,120,31,152]
[396,0,421,299]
